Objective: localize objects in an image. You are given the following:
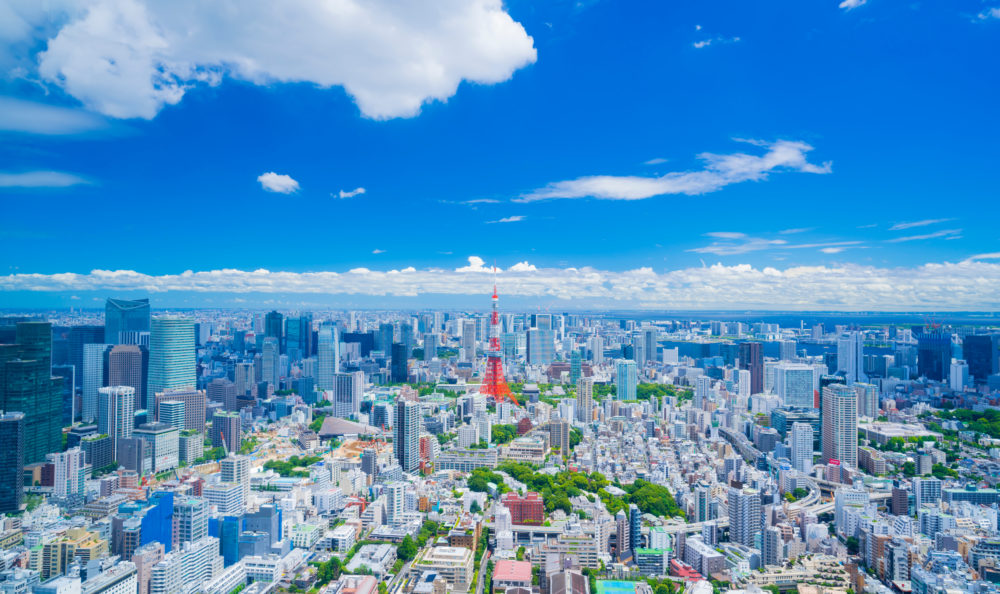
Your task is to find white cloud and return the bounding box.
[889,218,954,231]
[519,139,831,202]
[337,187,366,199]
[14,0,535,120]
[779,227,813,235]
[464,198,501,205]
[839,0,867,10]
[487,215,525,223]
[6,258,1000,310]
[257,172,299,194]
[0,170,89,188]
[644,157,668,165]
[372,249,385,254]
[977,7,1000,19]
[886,229,962,243]
[689,233,863,255]
[0,97,108,135]
[693,36,740,49]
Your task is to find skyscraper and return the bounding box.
[390,342,407,383]
[158,400,185,431]
[461,320,476,363]
[526,328,554,365]
[423,333,438,361]
[109,344,145,410]
[333,371,364,418]
[98,385,136,461]
[641,327,658,363]
[821,383,858,467]
[148,316,196,396]
[82,342,111,422]
[261,337,280,387]
[790,422,814,474]
[774,363,815,409]
[576,377,593,423]
[917,333,952,382]
[738,342,763,395]
[154,389,205,431]
[394,399,420,472]
[1,322,62,463]
[837,332,866,385]
[264,310,284,351]
[963,334,1000,382]
[0,412,25,513]
[221,454,251,511]
[317,326,338,391]
[727,486,761,548]
[105,298,151,345]
[211,411,241,454]
[615,359,637,401]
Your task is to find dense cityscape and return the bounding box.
[1,293,999,594]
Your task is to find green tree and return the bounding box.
[397,534,418,561]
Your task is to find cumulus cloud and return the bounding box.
[11,0,536,120]
[372,249,385,254]
[977,7,1000,19]
[886,229,962,243]
[889,218,954,231]
[0,170,89,188]
[839,0,867,10]
[488,215,525,223]
[257,172,299,194]
[519,139,831,202]
[337,187,366,199]
[0,97,108,135]
[5,258,1000,310]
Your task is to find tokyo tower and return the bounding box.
[481,280,518,405]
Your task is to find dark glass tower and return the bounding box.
[739,341,764,395]
[0,412,25,513]
[1,322,62,463]
[105,298,151,344]
[917,333,952,382]
[963,334,999,382]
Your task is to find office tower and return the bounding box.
[234,361,254,397]
[211,411,241,454]
[694,375,711,408]
[774,363,815,409]
[762,526,782,567]
[790,422,814,474]
[727,486,761,548]
[693,485,711,522]
[1,322,62,463]
[0,412,24,513]
[963,334,1000,382]
[49,447,86,500]
[158,400,185,431]
[641,327,658,363]
[173,497,209,545]
[461,320,476,363]
[98,385,136,461]
[837,332,866,385]
[550,417,570,453]
[821,384,858,467]
[386,481,406,526]
[133,543,165,594]
[738,342,764,395]
[615,509,630,561]
[569,350,582,385]
[854,383,879,418]
[207,378,237,412]
[135,422,179,472]
[917,333,951,382]
[390,342,407,383]
[221,454,250,510]
[394,399,420,472]
[615,359,637,401]
[82,342,111,422]
[423,333,439,361]
[779,340,797,361]
[361,447,377,476]
[261,337,279,387]
[154,389,205,431]
[950,359,969,391]
[148,316,196,396]
[264,310,283,349]
[69,325,105,377]
[576,376,593,423]
[526,328,554,365]
[105,298,151,344]
[109,344,145,411]
[51,364,75,426]
[333,371,364,418]
[589,335,604,365]
[317,326,338,390]
[399,323,414,359]
[629,503,641,554]
[737,369,751,399]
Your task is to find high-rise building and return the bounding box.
[837,332,866,385]
[694,376,712,408]
[69,325,105,378]
[135,422,179,473]
[221,454,250,511]
[762,526,783,567]
[82,342,112,422]
[774,363,815,409]
[693,485,711,522]
[641,327,658,363]
[386,481,406,526]
[317,326,338,391]
[778,340,797,361]
[158,400,185,431]
[821,384,858,467]
[950,359,970,392]
[105,298,151,345]
[390,342,408,383]
[1,322,62,463]
[917,333,952,382]
[461,320,476,363]
[526,328,554,365]
[423,333,439,362]
[790,422,814,474]
[550,418,570,454]
[333,371,364,418]
[109,344,145,411]
[98,385,136,461]
[173,497,209,545]
[615,359,637,401]
[264,310,284,350]
[148,317,196,396]
[261,337,280,387]
[737,369,751,400]
[394,399,420,472]
[154,389,205,432]
[738,342,763,395]
[211,411,241,454]
[963,334,1000,382]
[576,377,593,423]
[727,486,761,548]
[0,412,25,513]
[206,378,237,412]
[854,382,879,418]
[48,447,86,500]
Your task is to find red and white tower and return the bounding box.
[481,279,517,405]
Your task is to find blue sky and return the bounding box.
[1,0,999,309]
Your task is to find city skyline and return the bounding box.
[2,1,999,310]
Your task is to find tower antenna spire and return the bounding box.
[481,260,516,405]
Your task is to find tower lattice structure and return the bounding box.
[481,283,517,405]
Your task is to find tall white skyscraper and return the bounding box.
[461,320,476,363]
[148,316,196,396]
[694,376,712,408]
[615,359,637,401]
[728,486,761,548]
[589,335,604,365]
[82,343,111,422]
[737,369,751,400]
[394,399,420,472]
[790,422,814,474]
[386,482,406,526]
[774,363,815,409]
[577,377,594,422]
[48,448,85,500]
[822,384,858,467]
[854,383,879,419]
[333,371,364,418]
[950,359,969,392]
[317,326,339,391]
[837,332,866,385]
[261,337,280,387]
[221,454,251,511]
[98,385,136,461]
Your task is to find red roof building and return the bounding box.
[501,492,544,525]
